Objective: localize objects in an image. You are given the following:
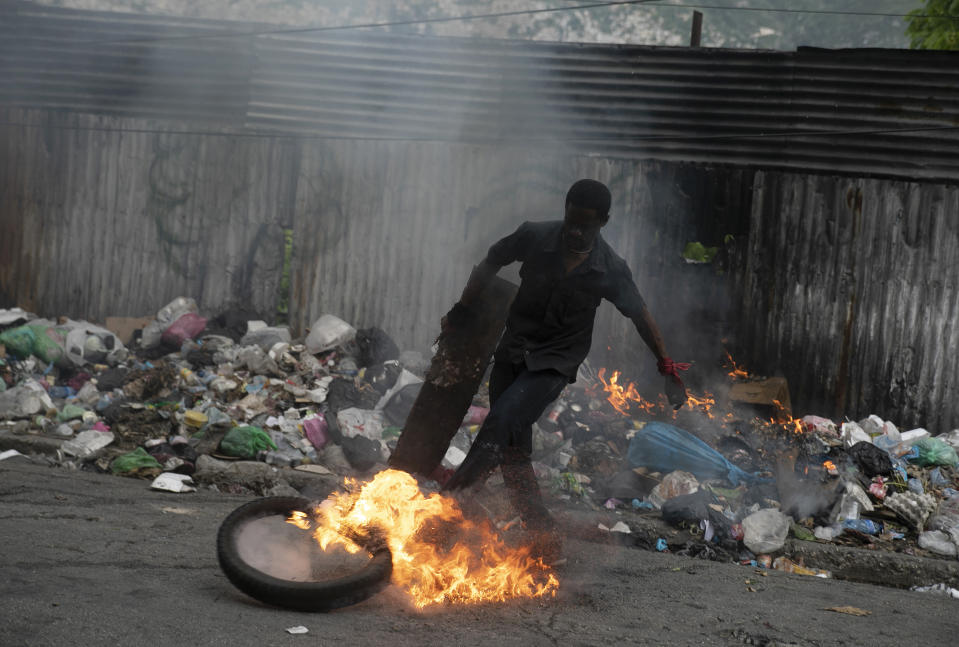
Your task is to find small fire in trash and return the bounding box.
[724,350,750,379]
[597,368,717,418]
[770,399,804,435]
[288,469,558,608]
[597,368,658,415]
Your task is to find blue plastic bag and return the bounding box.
[627,421,766,486]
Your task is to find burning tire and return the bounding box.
[217,496,393,612]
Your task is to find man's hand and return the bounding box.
[657,356,690,410]
[441,301,475,334]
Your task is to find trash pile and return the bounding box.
[519,367,959,576]
[2,300,958,578]
[0,300,428,495]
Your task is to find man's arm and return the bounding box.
[630,305,667,363]
[615,279,688,409]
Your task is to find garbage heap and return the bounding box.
[525,368,959,577]
[1,301,958,576]
[0,300,427,495]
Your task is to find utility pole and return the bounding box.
[690,10,703,47]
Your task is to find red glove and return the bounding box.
[657,357,691,383]
[657,356,690,410]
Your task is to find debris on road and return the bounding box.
[2,301,959,591]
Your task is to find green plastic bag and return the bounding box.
[0,326,36,358]
[28,325,69,366]
[111,447,162,475]
[912,437,959,467]
[219,426,276,459]
[57,404,86,422]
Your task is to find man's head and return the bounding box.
[563,179,611,254]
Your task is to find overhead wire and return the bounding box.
[53,1,957,47]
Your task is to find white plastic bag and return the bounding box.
[305,315,356,354]
[742,508,791,554]
[63,320,127,366]
[336,407,385,443]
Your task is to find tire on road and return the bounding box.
[216,496,393,612]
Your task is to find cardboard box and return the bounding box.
[728,377,792,418]
[104,316,153,345]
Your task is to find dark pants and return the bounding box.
[443,361,567,531]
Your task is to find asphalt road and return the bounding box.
[2,457,957,647]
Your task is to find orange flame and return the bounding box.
[724,351,750,379]
[686,391,717,419]
[597,368,716,419]
[823,460,837,472]
[597,368,657,415]
[288,469,558,608]
[769,399,805,434]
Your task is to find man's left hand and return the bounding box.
[657,356,691,410]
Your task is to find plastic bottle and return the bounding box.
[841,519,881,535]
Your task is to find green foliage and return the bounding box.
[906,0,959,49]
[276,228,294,325]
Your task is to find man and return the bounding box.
[441,179,688,558]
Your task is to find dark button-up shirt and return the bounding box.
[485,220,647,381]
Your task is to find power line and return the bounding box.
[66,1,957,47]
[2,119,956,143]
[77,1,663,46]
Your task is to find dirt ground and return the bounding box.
[2,458,958,647]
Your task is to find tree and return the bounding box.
[906,0,959,49]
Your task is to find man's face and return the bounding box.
[562,204,607,253]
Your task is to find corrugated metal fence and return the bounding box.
[741,172,959,432]
[3,2,959,181]
[2,106,957,429]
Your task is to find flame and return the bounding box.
[288,469,558,608]
[597,368,658,415]
[686,391,717,419]
[767,399,805,434]
[724,351,750,379]
[823,460,837,472]
[597,368,716,419]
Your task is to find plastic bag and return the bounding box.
[847,441,893,477]
[911,437,959,467]
[305,314,356,354]
[648,470,700,509]
[111,447,163,475]
[627,421,766,485]
[336,408,385,443]
[28,324,70,366]
[741,508,791,554]
[302,414,329,451]
[354,327,399,367]
[218,425,277,459]
[240,325,291,351]
[62,320,127,366]
[162,312,208,346]
[141,297,198,349]
[0,325,36,358]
